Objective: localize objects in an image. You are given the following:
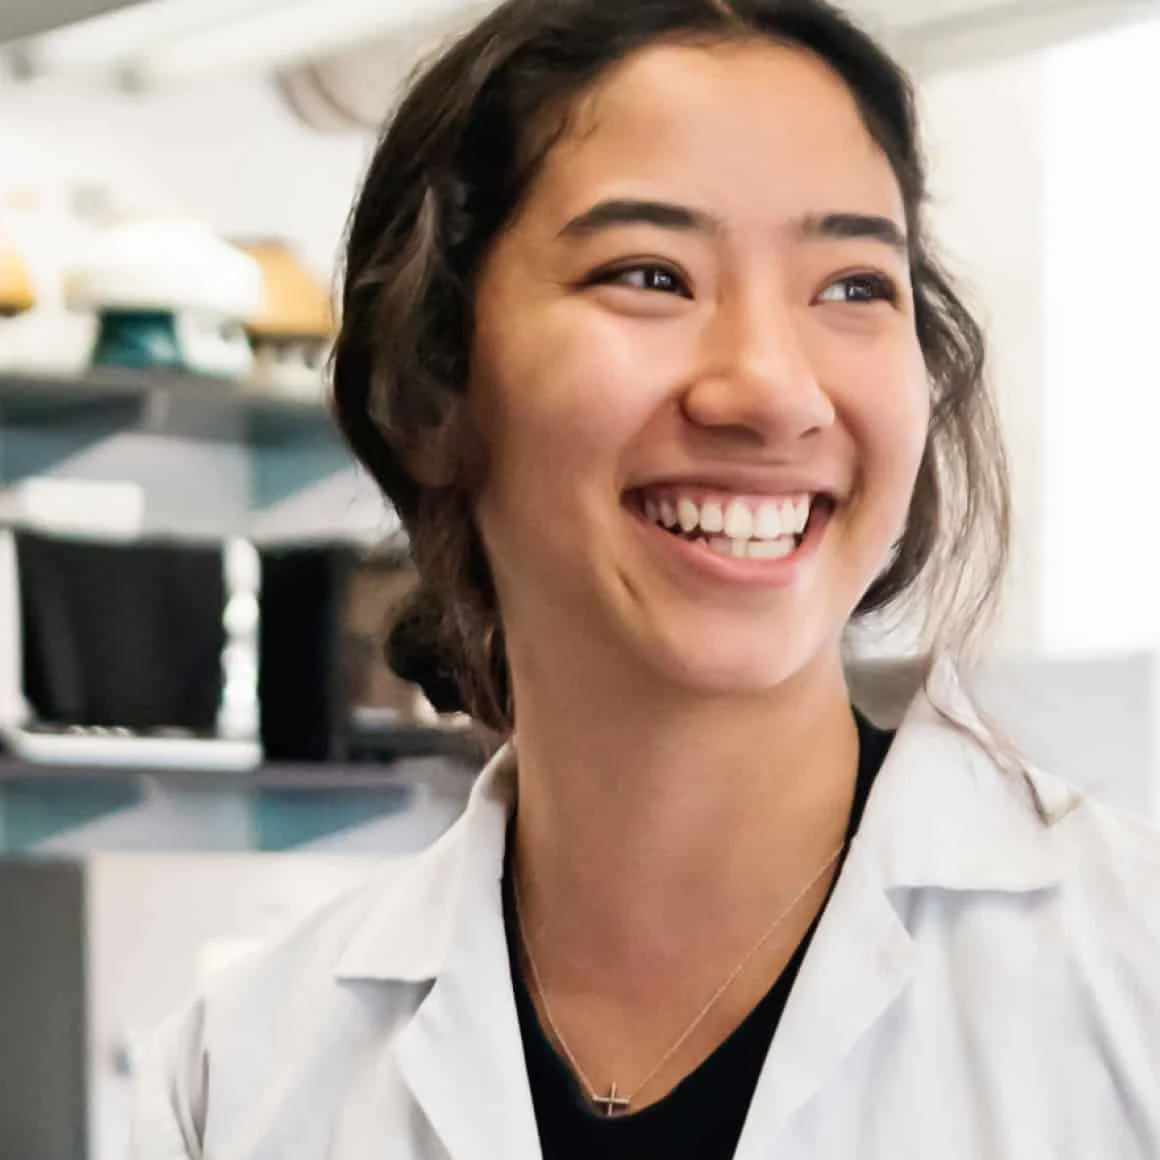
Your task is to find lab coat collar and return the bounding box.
[335,743,516,983]
[336,660,1064,985]
[856,658,1066,896]
[333,660,1067,1156]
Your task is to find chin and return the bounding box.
[639,628,832,700]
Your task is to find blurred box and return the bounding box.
[258,542,467,764]
[0,524,261,771]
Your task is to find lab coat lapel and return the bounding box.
[392,916,540,1160]
[737,663,1066,1152]
[733,841,916,1156]
[388,753,542,1160]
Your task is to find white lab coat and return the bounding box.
[133,670,1160,1158]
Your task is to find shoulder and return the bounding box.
[1033,764,1160,924]
[135,853,398,1055]
[178,819,460,1028]
[132,817,469,1153]
[1019,768,1160,1103]
[131,863,391,1154]
[1003,759,1160,1036]
[202,858,406,1017]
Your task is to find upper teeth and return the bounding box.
[643,493,812,540]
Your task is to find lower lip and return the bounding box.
[628,502,831,588]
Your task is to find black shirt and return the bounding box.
[503,710,894,1160]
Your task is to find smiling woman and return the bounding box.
[134,3,1160,1159]
[337,10,1002,730]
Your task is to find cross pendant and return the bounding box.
[594,1082,631,1117]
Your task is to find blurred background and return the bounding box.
[0,0,1157,1155]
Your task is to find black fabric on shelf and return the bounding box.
[504,709,894,1160]
[16,531,226,732]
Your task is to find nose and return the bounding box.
[681,290,835,443]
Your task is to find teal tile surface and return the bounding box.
[253,786,411,851]
[1,778,143,851]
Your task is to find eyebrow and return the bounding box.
[557,199,909,254]
[558,198,717,238]
[801,212,909,255]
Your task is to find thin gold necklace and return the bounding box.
[512,841,845,1117]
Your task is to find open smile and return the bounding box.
[624,486,835,582]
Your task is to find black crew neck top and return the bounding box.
[502,709,894,1160]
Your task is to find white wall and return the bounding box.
[920,55,1046,656]
[1040,21,1160,656]
[914,18,1160,663]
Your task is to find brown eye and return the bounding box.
[817,273,899,306]
[593,263,692,298]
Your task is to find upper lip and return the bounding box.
[626,468,843,501]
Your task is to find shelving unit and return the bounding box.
[0,366,358,519]
[0,367,334,439]
[0,367,475,854]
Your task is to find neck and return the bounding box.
[509,643,860,995]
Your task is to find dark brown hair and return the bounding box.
[331,0,1010,736]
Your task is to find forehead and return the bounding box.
[527,39,906,233]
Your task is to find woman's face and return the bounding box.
[470,40,929,699]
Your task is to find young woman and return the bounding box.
[134,1,1160,1157]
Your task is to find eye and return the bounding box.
[816,272,899,307]
[588,262,692,299]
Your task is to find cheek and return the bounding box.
[473,303,676,504]
[830,339,929,507]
